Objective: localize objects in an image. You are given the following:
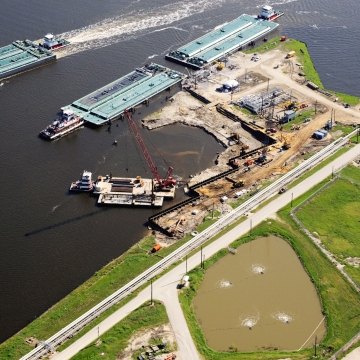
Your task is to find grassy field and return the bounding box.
[179,215,360,359]
[72,301,170,360]
[295,165,360,285]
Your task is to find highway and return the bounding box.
[21,129,359,360]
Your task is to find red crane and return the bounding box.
[124,110,176,190]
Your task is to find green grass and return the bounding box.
[333,91,360,107]
[244,36,282,54]
[180,217,360,359]
[282,109,315,131]
[331,124,360,143]
[295,165,360,285]
[288,146,350,189]
[283,39,323,87]
[72,301,170,360]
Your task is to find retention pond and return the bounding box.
[193,236,326,351]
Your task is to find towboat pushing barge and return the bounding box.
[257,5,284,21]
[70,171,94,192]
[39,109,84,140]
[40,33,70,51]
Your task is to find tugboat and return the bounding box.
[39,109,84,140]
[258,5,284,21]
[41,33,70,50]
[69,171,94,192]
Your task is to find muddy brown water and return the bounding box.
[193,236,326,351]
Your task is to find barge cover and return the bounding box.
[62,63,184,126]
[0,40,55,80]
[165,14,279,69]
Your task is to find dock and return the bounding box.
[94,175,175,207]
[0,40,55,80]
[62,63,184,126]
[165,14,279,69]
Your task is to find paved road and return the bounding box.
[51,143,360,360]
[343,347,360,360]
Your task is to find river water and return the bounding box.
[0,0,359,342]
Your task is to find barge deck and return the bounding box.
[165,14,279,69]
[62,63,184,126]
[0,40,55,80]
[95,175,175,207]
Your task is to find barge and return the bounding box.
[94,175,176,207]
[0,39,56,80]
[39,109,84,140]
[61,63,184,127]
[165,13,279,69]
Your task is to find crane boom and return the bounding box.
[125,110,176,189]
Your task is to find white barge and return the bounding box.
[94,175,176,207]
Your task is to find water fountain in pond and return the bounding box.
[241,314,259,330]
[251,264,265,275]
[273,312,293,324]
[219,279,232,288]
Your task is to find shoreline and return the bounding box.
[1,36,360,358]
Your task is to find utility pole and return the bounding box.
[314,335,317,357]
[185,255,188,274]
[357,124,359,143]
[250,218,253,235]
[291,192,294,208]
[200,246,203,269]
[150,279,153,305]
[315,100,318,115]
[267,77,270,93]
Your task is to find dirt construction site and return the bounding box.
[142,45,360,243]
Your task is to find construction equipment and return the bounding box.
[125,110,176,190]
[244,159,253,167]
[225,176,245,188]
[216,62,225,71]
[279,132,291,150]
[285,50,296,59]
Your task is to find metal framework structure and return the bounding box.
[125,110,176,189]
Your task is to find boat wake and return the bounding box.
[56,0,225,58]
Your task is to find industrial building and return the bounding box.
[62,63,184,126]
[165,14,279,69]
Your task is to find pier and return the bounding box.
[62,63,184,126]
